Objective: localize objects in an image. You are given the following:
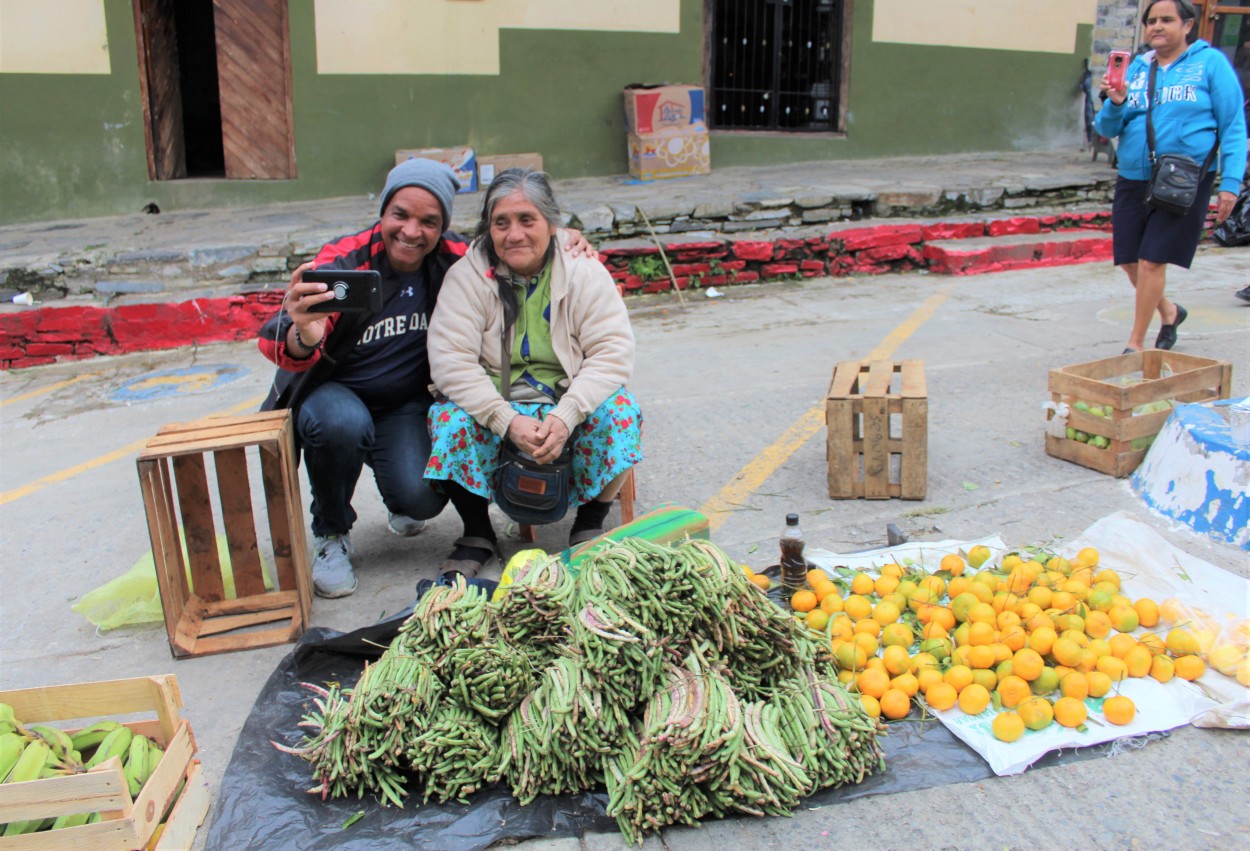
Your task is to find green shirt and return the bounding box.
[495,264,566,400]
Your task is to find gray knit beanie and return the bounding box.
[380,158,460,228]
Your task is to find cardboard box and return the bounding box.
[0,675,209,850]
[477,152,544,187]
[1045,350,1232,477]
[627,129,710,181]
[624,84,706,135]
[395,146,478,193]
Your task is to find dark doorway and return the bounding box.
[133,0,296,182]
[707,0,849,132]
[174,1,224,176]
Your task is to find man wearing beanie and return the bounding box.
[258,159,589,598]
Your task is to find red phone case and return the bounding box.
[1106,51,1131,89]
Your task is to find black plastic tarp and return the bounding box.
[206,619,1145,850]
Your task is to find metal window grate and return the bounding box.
[710,0,842,132]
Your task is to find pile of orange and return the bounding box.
[789,545,1221,741]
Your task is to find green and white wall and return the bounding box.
[0,0,1096,224]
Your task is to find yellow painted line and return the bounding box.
[0,394,267,506]
[699,288,950,531]
[2,373,99,406]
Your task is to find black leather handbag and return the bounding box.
[491,324,573,525]
[1143,62,1217,217]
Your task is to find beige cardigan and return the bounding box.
[428,235,635,437]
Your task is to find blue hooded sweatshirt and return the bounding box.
[1095,39,1248,195]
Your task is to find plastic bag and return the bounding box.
[71,531,271,631]
[1213,184,1250,247]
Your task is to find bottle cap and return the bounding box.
[785,513,799,525]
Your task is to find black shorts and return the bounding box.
[1111,171,1217,269]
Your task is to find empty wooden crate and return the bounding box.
[136,409,311,658]
[826,359,928,499]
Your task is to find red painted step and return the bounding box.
[923,229,1113,275]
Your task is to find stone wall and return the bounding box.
[1091,0,1143,78]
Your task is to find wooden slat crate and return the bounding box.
[825,359,928,499]
[1045,350,1232,477]
[0,675,209,851]
[136,409,312,658]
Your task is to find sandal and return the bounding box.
[438,536,499,580]
[1154,304,1187,351]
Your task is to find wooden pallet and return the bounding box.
[1046,350,1232,477]
[825,359,928,499]
[136,409,311,658]
[0,676,209,851]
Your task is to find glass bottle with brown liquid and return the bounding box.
[780,513,806,599]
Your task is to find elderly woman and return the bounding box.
[1096,0,1247,354]
[425,168,643,576]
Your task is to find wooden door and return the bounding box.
[134,0,187,180]
[213,0,297,179]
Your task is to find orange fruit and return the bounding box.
[957,683,991,715]
[1108,633,1138,659]
[860,694,881,719]
[1123,645,1153,678]
[991,642,1013,664]
[791,590,818,613]
[1133,598,1160,628]
[1076,546,1100,568]
[812,579,838,601]
[968,645,996,670]
[1084,610,1113,639]
[1165,628,1200,656]
[1149,654,1175,683]
[924,681,958,711]
[1028,626,1058,656]
[919,574,947,599]
[1060,671,1089,701]
[1093,568,1120,589]
[996,610,1022,631]
[968,621,996,646]
[971,669,998,692]
[805,610,830,632]
[854,618,882,637]
[891,672,920,698]
[1174,655,1206,681]
[834,642,868,672]
[1096,655,1128,682]
[1137,632,1165,656]
[850,572,875,596]
[968,545,991,568]
[991,711,1026,742]
[1103,695,1136,726]
[872,601,902,626]
[1001,554,1023,573]
[1053,696,1088,728]
[911,652,941,673]
[881,622,915,648]
[1085,670,1113,698]
[940,553,966,576]
[1017,696,1054,731]
[853,632,880,657]
[856,668,890,699]
[879,688,912,720]
[921,621,949,641]
[880,562,906,579]
[946,576,972,600]
[944,665,974,693]
[1000,625,1028,652]
[1012,648,1045,682]
[820,593,844,615]
[1108,604,1140,634]
[874,574,900,597]
[750,574,771,591]
[829,616,854,641]
[882,644,912,677]
[996,675,1032,709]
[1028,585,1055,610]
[1030,667,1061,696]
[1051,637,1083,668]
[917,667,943,694]
[968,603,997,626]
[843,594,873,622]
[806,569,827,586]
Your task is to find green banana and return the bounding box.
[125,734,152,797]
[29,724,76,762]
[85,725,132,769]
[0,702,16,724]
[0,732,25,782]
[1,739,51,835]
[146,740,165,780]
[70,720,122,754]
[50,811,93,831]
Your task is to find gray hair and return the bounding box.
[474,167,563,328]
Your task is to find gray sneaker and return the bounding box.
[312,533,356,598]
[387,512,426,537]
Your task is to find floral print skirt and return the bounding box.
[425,388,643,506]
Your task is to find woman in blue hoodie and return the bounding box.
[1096,0,1247,354]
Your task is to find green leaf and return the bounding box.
[342,811,365,830]
[747,544,758,554]
[962,481,980,491]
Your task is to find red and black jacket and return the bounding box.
[258,224,469,413]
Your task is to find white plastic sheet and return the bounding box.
[805,512,1245,776]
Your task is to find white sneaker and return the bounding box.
[312,533,356,598]
[387,512,426,537]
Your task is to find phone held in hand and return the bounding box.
[304,269,383,314]
[1106,50,1131,90]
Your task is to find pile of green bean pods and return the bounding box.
[276,541,885,843]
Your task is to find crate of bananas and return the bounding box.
[0,675,208,850]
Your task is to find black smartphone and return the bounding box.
[303,269,383,314]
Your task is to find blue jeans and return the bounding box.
[296,382,447,537]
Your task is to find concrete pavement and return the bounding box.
[2,242,1248,847]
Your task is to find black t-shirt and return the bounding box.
[332,258,432,409]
